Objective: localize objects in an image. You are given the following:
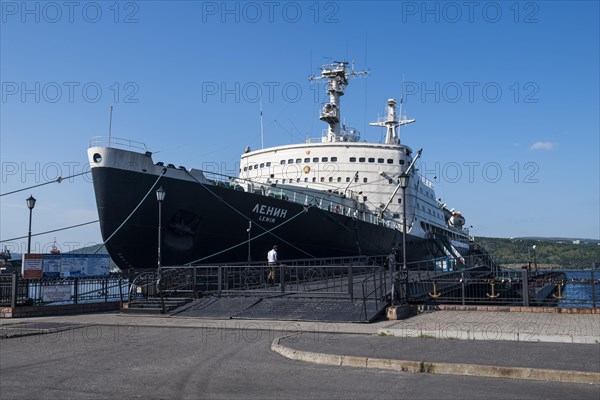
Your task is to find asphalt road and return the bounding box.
[1,326,598,400]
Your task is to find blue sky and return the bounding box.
[1,0,599,255]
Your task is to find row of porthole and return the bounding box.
[417,202,443,220]
[242,156,406,172]
[278,157,405,165]
[278,176,365,184]
[281,157,338,165]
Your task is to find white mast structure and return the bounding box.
[369,99,415,144]
[309,62,368,142]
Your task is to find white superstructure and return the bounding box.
[238,62,469,251]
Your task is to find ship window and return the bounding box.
[304,158,310,162]
[359,157,365,162]
[282,179,286,184]
[378,158,384,163]
[320,177,324,182]
[363,178,368,183]
[389,179,393,184]
[398,198,401,203]
[266,162,271,167]
[346,177,350,182]
[322,157,328,162]
[399,160,405,165]
[328,177,333,182]
[260,163,265,168]
[312,177,316,182]
[297,178,300,183]
[296,158,302,163]
[288,159,294,164]
[350,157,356,162]
[355,176,359,182]
[393,213,400,218]
[368,158,375,163]
[304,178,308,182]
[337,177,341,182]
[363,196,367,201]
[331,157,337,162]
[243,167,248,171]
[254,165,258,169]
[313,157,319,162]
[280,160,285,165]
[387,159,393,164]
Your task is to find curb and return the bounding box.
[271,335,600,385]
[376,328,600,344]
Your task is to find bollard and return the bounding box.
[280,264,285,294]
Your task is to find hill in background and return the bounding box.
[473,237,600,269]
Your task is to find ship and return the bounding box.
[88,62,472,271]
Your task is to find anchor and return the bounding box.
[428,281,442,299]
[552,280,566,300]
[486,280,500,299]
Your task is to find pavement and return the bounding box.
[1,309,599,385]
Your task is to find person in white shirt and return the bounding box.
[267,245,278,284]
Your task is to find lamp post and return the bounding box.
[26,195,36,254]
[399,173,410,303]
[156,186,166,313]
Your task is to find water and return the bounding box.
[552,270,600,308]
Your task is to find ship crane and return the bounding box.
[380,149,422,218]
[309,61,368,142]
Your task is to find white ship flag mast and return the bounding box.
[309,61,368,142]
[369,99,415,145]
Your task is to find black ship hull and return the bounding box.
[92,167,445,270]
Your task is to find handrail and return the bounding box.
[89,136,148,151]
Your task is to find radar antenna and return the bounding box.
[309,61,368,142]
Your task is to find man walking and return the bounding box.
[267,245,278,285]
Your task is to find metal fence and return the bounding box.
[406,268,599,308]
[127,255,391,319]
[0,274,127,307]
[154,255,388,296]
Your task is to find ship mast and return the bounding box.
[369,99,415,144]
[309,61,368,142]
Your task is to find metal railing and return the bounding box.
[89,136,148,152]
[407,268,599,308]
[1,274,127,306]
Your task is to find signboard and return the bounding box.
[22,254,110,278]
[22,254,43,279]
[42,285,72,302]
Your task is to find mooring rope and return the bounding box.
[182,169,316,262]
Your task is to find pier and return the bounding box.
[2,253,599,321]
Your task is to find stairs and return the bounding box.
[123,297,193,314]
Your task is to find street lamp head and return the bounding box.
[399,173,410,189]
[26,195,36,210]
[156,186,166,202]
